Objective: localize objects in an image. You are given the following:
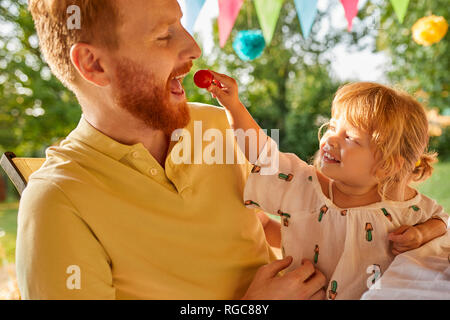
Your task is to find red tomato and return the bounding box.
[193,70,213,88]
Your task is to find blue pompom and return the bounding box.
[233,30,266,61]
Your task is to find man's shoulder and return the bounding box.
[188,102,225,115]
[187,102,230,130]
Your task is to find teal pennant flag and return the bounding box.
[184,0,206,35]
[294,0,318,39]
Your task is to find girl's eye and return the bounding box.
[328,125,336,132]
[346,136,360,144]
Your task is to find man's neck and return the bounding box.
[83,110,170,168]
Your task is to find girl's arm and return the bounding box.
[388,218,447,255]
[206,70,269,163]
[207,71,282,247]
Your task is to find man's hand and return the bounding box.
[388,225,423,255]
[242,256,327,300]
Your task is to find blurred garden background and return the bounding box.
[0,0,449,299]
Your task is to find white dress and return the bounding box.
[244,139,449,300]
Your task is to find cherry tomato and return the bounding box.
[193,70,213,88]
[194,70,223,89]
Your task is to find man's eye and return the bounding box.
[157,32,172,41]
[158,35,171,41]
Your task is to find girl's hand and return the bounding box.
[206,70,242,110]
[388,225,423,255]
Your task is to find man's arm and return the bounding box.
[388,218,447,255]
[16,178,115,299]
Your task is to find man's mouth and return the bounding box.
[169,72,188,96]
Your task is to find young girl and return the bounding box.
[206,72,448,300]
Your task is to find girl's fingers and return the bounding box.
[207,84,222,98]
[208,70,236,88]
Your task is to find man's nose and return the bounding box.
[180,29,202,61]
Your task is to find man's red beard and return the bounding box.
[112,57,191,137]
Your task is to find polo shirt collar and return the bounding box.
[68,114,136,161]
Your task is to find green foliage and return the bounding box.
[0,201,19,263]
[430,127,450,161]
[415,161,450,214]
[0,0,81,157]
[373,0,450,160]
[375,0,449,110]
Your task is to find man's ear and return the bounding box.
[70,43,111,87]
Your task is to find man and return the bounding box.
[16,0,326,299]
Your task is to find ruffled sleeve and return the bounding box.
[243,137,316,217]
[410,194,449,228]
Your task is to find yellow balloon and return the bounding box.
[412,15,448,46]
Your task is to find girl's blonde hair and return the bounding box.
[315,82,437,201]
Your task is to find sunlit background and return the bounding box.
[0,0,449,299]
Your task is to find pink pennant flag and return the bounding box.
[218,0,244,48]
[340,0,359,31]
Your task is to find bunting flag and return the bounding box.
[340,0,359,31]
[390,0,410,24]
[218,0,244,48]
[183,0,206,35]
[294,0,318,39]
[254,0,284,45]
[209,0,410,50]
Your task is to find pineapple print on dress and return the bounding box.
[251,165,261,173]
[366,264,382,288]
[381,208,392,221]
[314,245,319,264]
[329,280,338,300]
[318,205,328,222]
[278,210,291,227]
[278,173,294,182]
[365,223,374,242]
[244,200,259,207]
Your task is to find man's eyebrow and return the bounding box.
[149,14,181,34]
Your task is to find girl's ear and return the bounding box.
[374,167,386,181]
[394,156,405,172]
[370,149,384,179]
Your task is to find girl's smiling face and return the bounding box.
[319,116,379,188]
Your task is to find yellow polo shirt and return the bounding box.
[16,103,276,300]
